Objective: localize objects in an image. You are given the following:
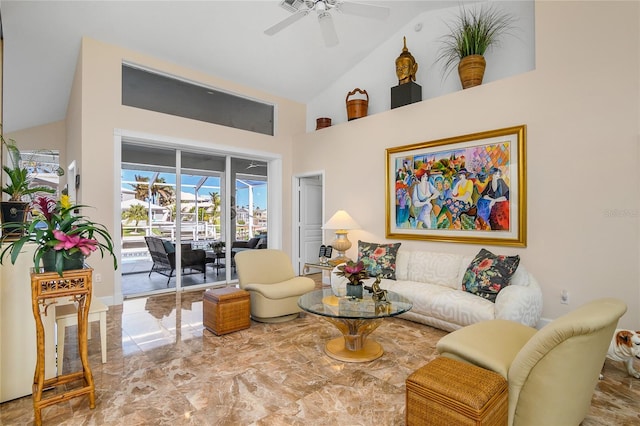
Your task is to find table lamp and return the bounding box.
[323,210,360,266]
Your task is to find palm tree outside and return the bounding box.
[121,204,148,234]
[131,175,174,206]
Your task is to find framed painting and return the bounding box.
[386,125,526,246]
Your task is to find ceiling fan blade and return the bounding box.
[318,12,339,47]
[264,10,310,35]
[337,2,390,20]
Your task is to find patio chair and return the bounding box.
[144,236,207,285]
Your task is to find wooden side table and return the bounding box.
[30,267,95,425]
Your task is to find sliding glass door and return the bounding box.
[120,143,269,298]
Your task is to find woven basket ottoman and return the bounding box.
[406,356,508,426]
[203,287,250,335]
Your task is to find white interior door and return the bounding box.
[298,175,323,273]
[67,160,77,204]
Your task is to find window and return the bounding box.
[122,64,275,136]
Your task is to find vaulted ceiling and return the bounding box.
[0,0,463,133]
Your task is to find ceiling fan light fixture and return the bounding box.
[318,11,339,47]
[317,11,330,21]
[265,0,390,45]
[280,0,304,13]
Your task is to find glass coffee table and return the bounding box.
[298,289,412,362]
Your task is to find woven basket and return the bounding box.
[458,55,486,89]
[203,287,250,335]
[346,88,368,121]
[406,357,508,426]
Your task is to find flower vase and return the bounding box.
[346,283,363,299]
[42,250,86,273]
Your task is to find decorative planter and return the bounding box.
[41,250,86,273]
[0,201,29,241]
[316,117,332,130]
[346,88,369,121]
[346,283,363,299]
[458,55,486,89]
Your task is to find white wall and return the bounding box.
[306,1,535,131]
[292,1,640,328]
[70,37,305,303]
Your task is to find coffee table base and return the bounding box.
[325,337,383,362]
[322,317,384,363]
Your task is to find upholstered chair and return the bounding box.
[235,249,315,323]
[435,298,627,426]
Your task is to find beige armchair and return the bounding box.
[435,298,627,426]
[235,249,315,323]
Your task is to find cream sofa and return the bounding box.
[331,249,543,332]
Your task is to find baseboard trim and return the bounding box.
[536,317,552,329]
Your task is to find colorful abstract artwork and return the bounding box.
[386,126,526,247]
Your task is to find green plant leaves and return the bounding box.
[435,4,516,80]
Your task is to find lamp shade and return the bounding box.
[323,210,360,231]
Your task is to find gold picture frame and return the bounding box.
[386,125,526,247]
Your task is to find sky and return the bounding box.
[121,169,267,209]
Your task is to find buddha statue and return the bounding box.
[395,36,418,85]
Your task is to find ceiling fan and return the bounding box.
[246,161,267,170]
[264,0,390,47]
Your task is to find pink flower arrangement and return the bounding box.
[0,195,117,276]
[335,260,370,286]
[52,230,98,255]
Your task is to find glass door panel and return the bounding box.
[230,158,268,262]
[121,144,178,296]
[180,150,227,284]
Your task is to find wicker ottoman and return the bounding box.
[406,356,508,426]
[203,287,250,335]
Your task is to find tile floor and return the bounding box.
[1,276,639,425]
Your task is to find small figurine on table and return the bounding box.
[365,275,388,303]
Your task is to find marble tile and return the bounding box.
[2,278,639,425]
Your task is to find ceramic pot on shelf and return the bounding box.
[316,117,332,130]
[458,54,486,89]
[0,201,29,241]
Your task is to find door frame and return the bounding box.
[113,128,282,304]
[292,171,325,276]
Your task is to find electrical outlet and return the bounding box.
[95,273,102,283]
[561,289,569,304]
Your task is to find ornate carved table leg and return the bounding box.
[76,292,96,408]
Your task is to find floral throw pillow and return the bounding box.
[462,248,520,303]
[357,240,401,280]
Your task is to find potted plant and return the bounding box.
[435,4,516,89]
[0,194,118,276]
[1,131,57,238]
[335,260,369,299]
[210,241,225,254]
